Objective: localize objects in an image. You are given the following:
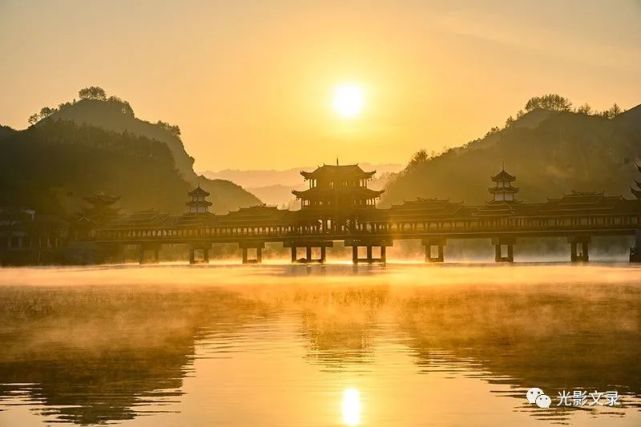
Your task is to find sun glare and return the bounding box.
[341,388,362,426]
[332,84,364,119]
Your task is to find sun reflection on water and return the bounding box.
[341,388,362,426]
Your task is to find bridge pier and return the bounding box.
[138,243,161,264]
[239,241,265,264]
[189,243,210,264]
[285,241,333,263]
[568,236,590,262]
[630,230,641,263]
[345,239,392,264]
[492,237,515,263]
[423,238,446,262]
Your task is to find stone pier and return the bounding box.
[423,238,446,263]
[239,241,265,264]
[630,230,641,263]
[189,242,210,264]
[138,243,161,264]
[568,236,590,262]
[345,238,392,264]
[284,241,333,263]
[492,237,515,263]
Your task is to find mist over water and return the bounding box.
[1,263,640,426]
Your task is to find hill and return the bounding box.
[381,98,641,206]
[0,120,191,215]
[0,125,16,140]
[22,88,260,213]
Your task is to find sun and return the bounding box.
[332,84,364,119]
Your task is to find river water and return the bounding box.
[0,262,640,426]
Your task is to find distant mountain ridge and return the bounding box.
[205,163,402,208]
[382,101,641,207]
[202,163,402,188]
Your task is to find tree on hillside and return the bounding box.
[601,103,623,119]
[408,150,429,167]
[39,107,56,118]
[576,103,592,115]
[156,120,181,137]
[78,86,107,101]
[107,96,135,117]
[505,115,515,127]
[485,126,500,137]
[27,106,58,125]
[27,113,40,126]
[525,94,572,112]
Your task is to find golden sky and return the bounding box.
[1,0,640,170]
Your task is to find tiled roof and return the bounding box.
[491,169,516,182]
[188,186,210,197]
[300,164,375,180]
[292,187,383,199]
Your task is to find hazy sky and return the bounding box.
[1,0,640,170]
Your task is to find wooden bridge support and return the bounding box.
[569,236,590,262]
[345,239,392,264]
[284,241,333,263]
[492,237,515,263]
[138,243,161,264]
[239,241,265,264]
[630,230,641,263]
[189,243,210,264]
[423,238,446,263]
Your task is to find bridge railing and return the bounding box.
[92,212,641,243]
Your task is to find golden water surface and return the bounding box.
[1,263,640,426]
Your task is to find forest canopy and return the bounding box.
[382,95,639,207]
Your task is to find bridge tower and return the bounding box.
[186,186,213,264]
[186,186,212,215]
[489,168,519,202]
[292,163,384,263]
[488,167,519,262]
[293,163,383,232]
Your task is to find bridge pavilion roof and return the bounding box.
[387,199,472,221]
[0,209,68,233]
[104,210,185,229]
[188,186,210,197]
[533,192,641,216]
[292,187,384,200]
[300,164,375,180]
[475,192,641,218]
[100,205,305,230]
[383,192,641,222]
[473,201,521,217]
[491,169,516,182]
[215,205,300,227]
[83,193,120,206]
